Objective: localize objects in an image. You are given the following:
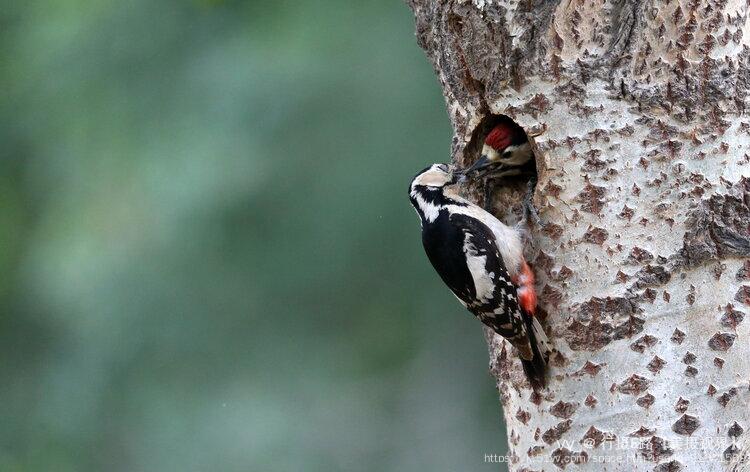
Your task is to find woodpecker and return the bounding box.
[464,119,534,177]
[408,163,551,387]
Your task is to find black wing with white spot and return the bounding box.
[421,210,530,355]
[448,213,530,351]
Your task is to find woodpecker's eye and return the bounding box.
[438,164,449,172]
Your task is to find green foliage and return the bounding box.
[1,1,506,470]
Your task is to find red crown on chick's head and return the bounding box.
[484,122,515,152]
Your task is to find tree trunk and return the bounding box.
[406,1,750,470]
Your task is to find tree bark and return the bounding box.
[407,1,750,470]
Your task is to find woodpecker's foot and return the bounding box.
[522,178,542,227]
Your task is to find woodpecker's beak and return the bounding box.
[463,155,491,175]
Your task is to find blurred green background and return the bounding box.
[1,1,507,470]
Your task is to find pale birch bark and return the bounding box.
[407,0,750,470]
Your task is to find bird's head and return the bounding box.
[409,163,457,193]
[463,121,532,175]
[408,163,461,222]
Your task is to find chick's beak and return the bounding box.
[463,155,491,175]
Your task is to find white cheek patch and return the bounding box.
[501,142,532,166]
[410,190,441,222]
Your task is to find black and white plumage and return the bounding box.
[408,163,551,386]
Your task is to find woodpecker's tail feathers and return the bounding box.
[530,316,552,359]
[521,357,546,389]
[521,316,551,389]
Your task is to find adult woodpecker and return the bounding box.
[408,163,551,387]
